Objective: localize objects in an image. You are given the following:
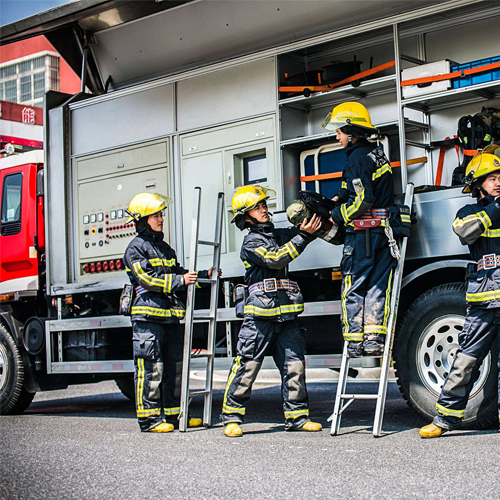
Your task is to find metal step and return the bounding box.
[198,240,219,247]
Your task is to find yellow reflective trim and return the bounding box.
[341,181,347,190]
[164,407,180,416]
[243,260,251,269]
[223,356,242,412]
[254,246,290,261]
[131,306,186,318]
[243,303,304,317]
[466,289,500,302]
[341,274,351,336]
[344,334,364,341]
[453,211,492,231]
[137,408,161,417]
[223,404,246,415]
[132,261,167,292]
[136,358,145,412]
[383,268,393,329]
[341,187,366,223]
[148,258,176,267]
[482,228,500,238]
[125,267,131,272]
[286,242,299,259]
[284,409,309,419]
[364,325,388,335]
[401,214,411,223]
[436,403,464,418]
[372,163,392,181]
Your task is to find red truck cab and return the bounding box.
[0,150,44,297]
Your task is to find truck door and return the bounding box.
[0,163,39,290]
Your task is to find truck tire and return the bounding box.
[115,375,135,401]
[394,283,498,429]
[0,323,36,415]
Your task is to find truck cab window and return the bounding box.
[1,173,22,223]
[243,154,267,185]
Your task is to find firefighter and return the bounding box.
[123,192,217,433]
[322,102,395,358]
[420,150,500,438]
[221,185,323,437]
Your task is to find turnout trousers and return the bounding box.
[221,317,310,430]
[433,306,500,430]
[132,321,183,432]
[340,231,395,342]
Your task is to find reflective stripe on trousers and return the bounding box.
[220,317,309,428]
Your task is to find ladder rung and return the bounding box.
[193,316,215,322]
[191,352,213,359]
[196,278,217,284]
[198,240,219,247]
[189,390,211,397]
[340,394,378,400]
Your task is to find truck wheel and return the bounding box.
[394,283,498,429]
[0,323,36,415]
[115,375,135,401]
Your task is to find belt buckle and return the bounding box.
[482,253,497,270]
[263,278,278,292]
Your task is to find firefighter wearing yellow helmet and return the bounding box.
[221,185,323,437]
[123,192,218,433]
[322,102,395,358]
[420,149,500,438]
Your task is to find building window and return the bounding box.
[0,52,60,106]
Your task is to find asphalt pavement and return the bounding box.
[1,371,499,500]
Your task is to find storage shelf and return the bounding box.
[402,80,500,111]
[278,74,396,109]
[280,118,425,148]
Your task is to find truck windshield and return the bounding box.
[1,173,22,223]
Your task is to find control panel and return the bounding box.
[75,141,169,281]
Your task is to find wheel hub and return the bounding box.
[0,342,8,393]
[416,314,490,397]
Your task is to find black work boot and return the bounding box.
[347,341,364,358]
[363,334,385,355]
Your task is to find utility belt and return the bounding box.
[352,209,389,231]
[249,278,299,295]
[477,254,500,271]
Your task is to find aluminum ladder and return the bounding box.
[329,183,414,437]
[179,188,224,432]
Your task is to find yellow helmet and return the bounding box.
[321,102,377,136]
[126,192,172,223]
[463,152,500,195]
[231,185,276,222]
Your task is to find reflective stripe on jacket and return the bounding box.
[241,224,314,320]
[452,195,500,307]
[331,139,394,232]
[123,230,209,323]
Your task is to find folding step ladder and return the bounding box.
[329,183,414,437]
[179,188,224,432]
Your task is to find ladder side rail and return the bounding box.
[373,183,414,436]
[179,187,202,432]
[329,342,350,435]
[203,192,225,426]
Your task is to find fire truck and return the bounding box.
[1,0,499,427]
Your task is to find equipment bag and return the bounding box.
[233,284,248,319]
[119,284,135,316]
[387,204,413,238]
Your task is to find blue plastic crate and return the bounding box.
[451,55,500,89]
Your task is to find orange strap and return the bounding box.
[435,136,459,186]
[300,157,426,182]
[279,60,396,93]
[401,61,500,87]
[463,149,479,156]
